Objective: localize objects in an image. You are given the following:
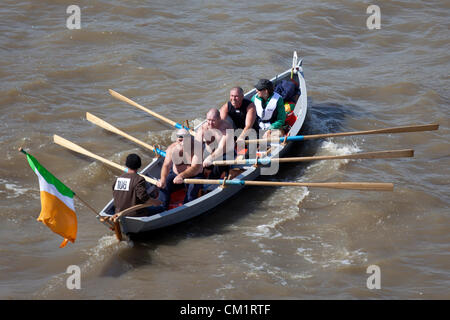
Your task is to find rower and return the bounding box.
[111,153,162,220]
[252,79,287,140]
[195,108,234,179]
[157,129,204,209]
[219,87,258,141]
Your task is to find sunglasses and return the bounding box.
[177,135,185,139]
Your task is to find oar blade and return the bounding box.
[309,182,394,191]
[243,181,394,191]
[86,112,166,157]
[213,149,414,165]
[53,134,158,185]
[86,112,119,134]
[108,89,195,135]
[246,123,439,144]
[108,89,130,105]
[53,134,97,160]
[369,123,439,134]
[53,134,125,172]
[303,123,440,140]
[347,149,414,159]
[278,149,415,162]
[109,88,157,117]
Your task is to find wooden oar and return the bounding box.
[86,112,166,157]
[108,89,195,136]
[246,123,439,144]
[184,178,394,191]
[53,134,158,185]
[212,149,414,165]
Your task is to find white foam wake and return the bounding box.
[243,140,360,239]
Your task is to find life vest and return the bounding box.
[254,92,281,130]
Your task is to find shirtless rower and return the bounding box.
[195,108,234,176]
[157,129,203,209]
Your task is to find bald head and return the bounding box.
[206,108,220,119]
[206,108,220,129]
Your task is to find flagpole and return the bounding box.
[72,193,119,233]
[19,147,117,231]
[72,193,123,239]
[73,193,102,217]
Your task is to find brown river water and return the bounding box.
[0,0,448,300]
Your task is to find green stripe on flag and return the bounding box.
[26,153,74,198]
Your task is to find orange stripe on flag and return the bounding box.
[37,191,77,245]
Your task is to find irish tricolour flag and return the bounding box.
[24,150,77,248]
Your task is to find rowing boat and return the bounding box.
[98,52,308,237]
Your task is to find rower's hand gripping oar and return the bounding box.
[212,149,414,166]
[184,179,394,191]
[86,112,166,157]
[246,123,439,144]
[53,134,159,185]
[108,89,195,136]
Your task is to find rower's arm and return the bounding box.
[194,125,204,143]
[178,164,201,179]
[269,98,286,130]
[205,130,233,162]
[159,146,173,187]
[179,153,202,179]
[136,178,150,202]
[238,102,256,140]
[219,102,229,121]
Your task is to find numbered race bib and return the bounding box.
[114,177,131,191]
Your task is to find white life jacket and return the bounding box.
[254,92,281,130]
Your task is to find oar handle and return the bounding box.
[183,179,394,191]
[212,149,414,165]
[108,89,195,135]
[245,123,439,144]
[86,112,166,157]
[53,134,158,185]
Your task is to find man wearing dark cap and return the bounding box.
[112,153,162,219]
[252,79,286,138]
